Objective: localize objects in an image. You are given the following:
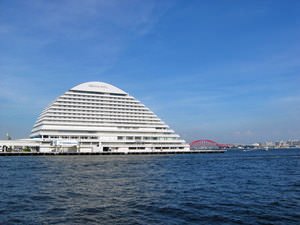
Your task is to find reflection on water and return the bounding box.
[0,150,300,224]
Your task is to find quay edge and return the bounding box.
[0,150,226,156]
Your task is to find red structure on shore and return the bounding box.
[190,139,230,149]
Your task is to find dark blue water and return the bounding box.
[1,150,300,225]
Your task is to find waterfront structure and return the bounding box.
[29,81,189,152]
[0,139,41,152]
[190,139,230,150]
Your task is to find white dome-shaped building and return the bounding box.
[31,82,189,153]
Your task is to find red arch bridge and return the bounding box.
[190,140,231,150]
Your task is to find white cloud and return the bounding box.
[6,0,171,41]
[0,0,174,80]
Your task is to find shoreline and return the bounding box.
[0,150,226,156]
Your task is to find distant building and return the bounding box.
[251,143,260,148]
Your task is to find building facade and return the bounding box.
[30,82,189,152]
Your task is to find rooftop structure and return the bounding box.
[30,81,189,153]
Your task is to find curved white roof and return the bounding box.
[71,81,126,94]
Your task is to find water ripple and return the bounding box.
[0,150,299,224]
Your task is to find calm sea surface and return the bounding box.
[0,149,299,225]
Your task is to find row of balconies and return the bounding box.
[55,99,145,108]
[60,96,140,105]
[33,126,173,133]
[37,131,178,138]
[37,107,154,119]
[46,107,154,115]
[43,110,157,117]
[40,136,184,144]
[32,124,168,133]
[32,121,169,129]
[37,108,152,119]
[34,117,163,126]
[58,99,142,107]
[52,103,150,112]
[35,121,171,134]
[39,112,159,120]
[31,125,172,135]
[66,91,135,99]
[38,115,161,123]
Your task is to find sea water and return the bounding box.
[0,149,299,224]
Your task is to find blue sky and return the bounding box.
[0,0,300,144]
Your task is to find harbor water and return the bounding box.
[0,149,299,224]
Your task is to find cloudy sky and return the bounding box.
[0,0,300,144]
